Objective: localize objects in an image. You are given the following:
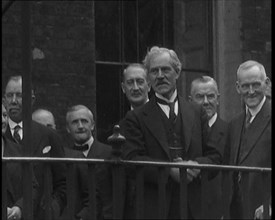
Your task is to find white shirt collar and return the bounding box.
[246,96,266,123]
[155,90,178,118]
[155,90,177,103]
[208,113,217,128]
[8,119,23,139]
[75,136,94,157]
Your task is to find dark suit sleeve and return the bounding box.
[121,110,170,184]
[48,129,67,215]
[194,106,222,165]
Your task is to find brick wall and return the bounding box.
[241,0,271,78]
[2,1,95,136]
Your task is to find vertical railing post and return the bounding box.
[179,168,188,219]
[88,164,97,219]
[241,171,250,219]
[200,170,208,218]
[108,125,126,219]
[66,163,75,220]
[158,167,166,219]
[135,166,144,219]
[2,161,7,220]
[21,1,33,219]
[221,170,231,219]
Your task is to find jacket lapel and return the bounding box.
[178,97,193,152]
[232,113,245,165]
[143,97,170,157]
[239,100,271,163]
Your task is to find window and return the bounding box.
[95,0,213,143]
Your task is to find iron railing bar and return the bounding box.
[200,171,208,218]
[112,164,124,219]
[88,164,97,220]
[135,166,144,219]
[44,163,52,220]
[221,170,230,219]
[241,172,250,219]
[2,157,272,172]
[179,168,187,219]
[158,167,166,219]
[66,163,75,220]
[2,162,7,220]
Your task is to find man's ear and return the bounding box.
[265,77,271,86]
[121,82,126,94]
[236,81,241,94]
[188,95,193,102]
[66,126,70,134]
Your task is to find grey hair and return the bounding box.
[122,63,147,82]
[143,46,182,74]
[66,104,94,125]
[190,75,219,96]
[237,60,267,81]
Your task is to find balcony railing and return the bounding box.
[2,156,271,220]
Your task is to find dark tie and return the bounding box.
[245,110,252,129]
[155,96,177,123]
[13,125,22,143]
[73,144,89,151]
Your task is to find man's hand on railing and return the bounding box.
[170,159,201,183]
[7,206,22,220]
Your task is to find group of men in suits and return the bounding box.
[120,47,271,219]
[2,46,271,219]
[2,76,113,220]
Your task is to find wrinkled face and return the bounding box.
[236,66,268,109]
[2,104,8,135]
[190,82,219,119]
[66,109,94,144]
[32,112,56,129]
[121,66,150,108]
[148,53,179,99]
[4,79,23,123]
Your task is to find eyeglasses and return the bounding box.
[5,92,23,100]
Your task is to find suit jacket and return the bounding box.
[121,95,222,219]
[204,116,229,219]
[228,98,271,219]
[5,120,67,220]
[3,136,39,214]
[61,139,113,220]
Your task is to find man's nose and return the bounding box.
[203,95,209,104]
[133,81,139,90]
[77,121,84,128]
[248,85,255,94]
[11,94,18,103]
[156,68,164,78]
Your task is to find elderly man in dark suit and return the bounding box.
[3,75,66,220]
[189,76,229,219]
[121,46,222,219]
[2,103,39,220]
[63,104,112,220]
[227,60,271,219]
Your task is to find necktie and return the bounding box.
[13,125,21,143]
[155,96,177,123]
[245,110,252,129]
[73,144,89,152]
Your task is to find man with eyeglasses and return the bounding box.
[3,75,66,220]
[189,76,229,219]
[226,60,271,219]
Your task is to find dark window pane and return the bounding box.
[123,1,138,62]
[95,1,120,61]
[96,64,122,143]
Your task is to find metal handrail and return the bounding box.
[2,157,272,172]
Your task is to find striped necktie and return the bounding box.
[13,125,22,143]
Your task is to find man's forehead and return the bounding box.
[5,79,22,91]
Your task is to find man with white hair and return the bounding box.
[227,60,271,219]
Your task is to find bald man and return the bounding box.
[32,109,56,129]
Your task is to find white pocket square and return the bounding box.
[42,146,51,154]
